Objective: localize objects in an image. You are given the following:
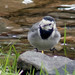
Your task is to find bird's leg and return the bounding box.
[42,50,44,54]
[34,48,38,52]
[50,47,56,51]
[34,48,44,54]
[50,47,56,53]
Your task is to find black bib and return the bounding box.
[40,27,53,39]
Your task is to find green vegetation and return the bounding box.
[55,68,60,75]
[64,24,67,56]
[0,44,19,75]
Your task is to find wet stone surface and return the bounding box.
[0,0,75,60]
[17,51,75,75]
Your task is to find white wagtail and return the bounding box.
[28,16,61,52]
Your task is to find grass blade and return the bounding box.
[73,70,75,75]
[64,24,67,56]
[32,68,35,75]
[11,44,19,72]
[62,65,69,75]
[4,46,12,71]
[55,68,60,75]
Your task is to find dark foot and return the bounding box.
[50,47,56,51]
[50,47,56,53]
[34,48,38,52]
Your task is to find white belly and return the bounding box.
[28,34,57,50]
[28,30,60,50]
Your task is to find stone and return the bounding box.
[0,32,8,36]
[17,51,75,75]
[0,0,35,16]
[54,43,63,51]
[11,28,24,34]
[61,36,75,44]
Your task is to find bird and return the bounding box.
[28,16,61,52]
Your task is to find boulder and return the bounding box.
[17,51,75,75]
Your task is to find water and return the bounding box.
[0,0,75,60]
[58,4,75,11]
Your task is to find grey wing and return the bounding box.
[54,29,61,41]
[28,21,40,44]
[29,22,40,32]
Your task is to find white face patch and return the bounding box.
[40,19,51,25]
[42,25,52,30]
[39,19,56,30]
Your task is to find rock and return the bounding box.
[0,32,8,36]
[11,28,24,34]
[54,43,63,51]
[17,51,75,75]
[60,36,75,44]
[0,0,35,16]
[0,17,25,35]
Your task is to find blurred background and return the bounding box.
[0,0,75,60]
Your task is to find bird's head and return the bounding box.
[38,16,56,39]
[39,16,56,31]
